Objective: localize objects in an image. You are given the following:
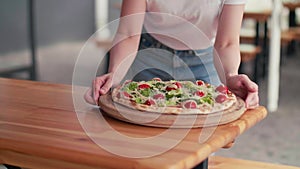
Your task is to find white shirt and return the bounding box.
[144,0,246,50]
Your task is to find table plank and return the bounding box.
[243,10,272,22]
[0,78,267,169]
[283,2,300,10]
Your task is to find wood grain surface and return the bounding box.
[0,78,268,169]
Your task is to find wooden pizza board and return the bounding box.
[98,94,246,128]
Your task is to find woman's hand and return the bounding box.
[91,73,113,104]
[226,74,259,109]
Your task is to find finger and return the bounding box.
[100,76,112,95]
[240,75,258,92]
[93,77,105,102]
[245,92,259,109]
[93,79,99,102]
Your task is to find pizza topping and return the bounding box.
[139,88,151,97]
[182,100,197,109]
[194,91,205,97]
[114,79,236,114]
[206,83,211,88]
[216,85,228,94]
[154,82,165,90]
[144,99,156,106]
[166,89,182,99]
[166,97,178,106]
[166,84,178,91]
[153,93,165,100]
[117,91,132,99]
[138,83,151,90]
[174,82,182,88]
[128,82,138,91]
[215,94,227,103]
[196,80,204,86]
[133,97,143,104]
[200,94,214,105]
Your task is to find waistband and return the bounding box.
[140,33,213,54]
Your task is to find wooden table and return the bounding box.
[0,78,268,169]
[283,2,300,54]
[283,2,300,27]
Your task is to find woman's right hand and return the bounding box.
[92,72,114,103]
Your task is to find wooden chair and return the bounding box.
[239,43,262,82]
[240,44,262,62]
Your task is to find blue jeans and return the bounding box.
[125,33,221,85]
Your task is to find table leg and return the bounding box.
[253,22,261,82]
[287,9,297,55]
[262,21,268,78]
[193,158,208,169]
[253,21,268,81]
[28,0,37,80]
[289,10,297,27]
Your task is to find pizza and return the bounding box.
[111,78,238,114]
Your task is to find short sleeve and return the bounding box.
[224,0,247,4]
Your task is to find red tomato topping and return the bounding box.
[122,91,132,99]
[215,94,227,103]
[183,100,197,109]
[216,85,228,94]
[117,91,132,99]
[174,82,182,88]
[138,84,150,90]
[194,91,205,97]
[166,86,176,91]
[166,82,181,91]
[152,77,162,81]
[196,80,204,86]
[144,99,155,106]
[153,93,165,100]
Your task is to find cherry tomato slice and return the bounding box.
[144,99,155,106]
[215,94,227,103]
[166,86,176,91]
[196,80,204,86]
[174,82,182,88]
[138,84,150,90]
[216,85,228,94]
[117,91,132,99]
[166,82,181,91]
[183,100,197,109]
[194,91,205,97]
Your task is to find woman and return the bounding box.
[92,0,259,109]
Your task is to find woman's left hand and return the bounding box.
[226,74,259,109]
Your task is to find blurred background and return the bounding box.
[0,0,299,167]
